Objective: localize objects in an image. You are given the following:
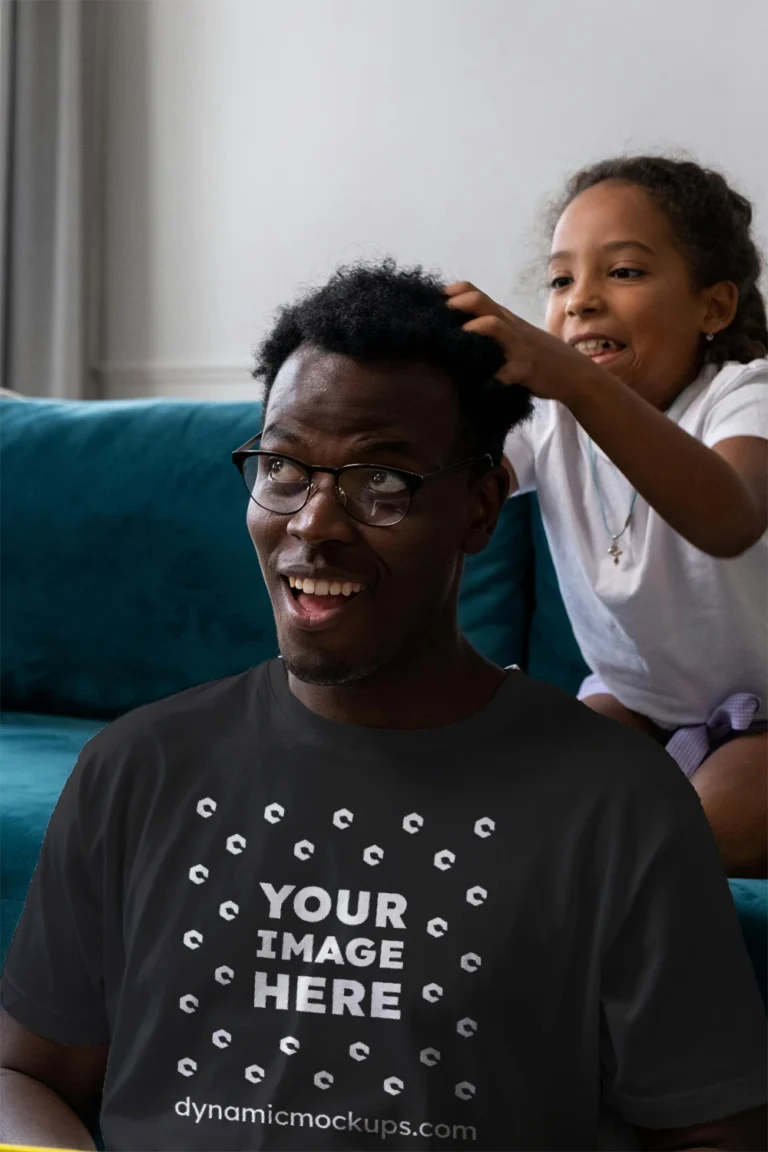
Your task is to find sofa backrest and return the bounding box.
[527,496,590,695]
[2,399,273,717]
[1,398,537,718]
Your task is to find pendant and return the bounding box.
[608,541,622,565]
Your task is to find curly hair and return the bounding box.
[551,156,767,366]
[254,259,532,466]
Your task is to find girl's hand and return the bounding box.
[444,280,603,405]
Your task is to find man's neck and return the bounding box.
[287,636,507,730]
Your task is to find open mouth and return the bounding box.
[572,337,627,364]
[282,575,367,628]
[288,576,364,598]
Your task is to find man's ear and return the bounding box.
[462,464,510,556]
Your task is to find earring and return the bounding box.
[705,332,714,342]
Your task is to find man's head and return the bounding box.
[243,259,532,687]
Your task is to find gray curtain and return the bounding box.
[0,0,106,398]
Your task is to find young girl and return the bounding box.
[446,156,767,878]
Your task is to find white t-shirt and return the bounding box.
[504,359,768,729]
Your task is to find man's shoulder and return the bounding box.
[38,664,278,860]
[78,661,273,777]
[506,673,696,819]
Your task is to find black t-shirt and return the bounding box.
[2,661,766,1151]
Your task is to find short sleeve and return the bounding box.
[600,795,767,1129]
[0,745,110,1045]
[503,412,538,494]
[702,361,768,447]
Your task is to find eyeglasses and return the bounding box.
[232,434,492,527]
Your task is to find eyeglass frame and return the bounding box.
[231,433,494,526]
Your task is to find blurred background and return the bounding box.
[1,0,766,401]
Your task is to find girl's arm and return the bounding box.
[567,371,766,557]
[447,284,766,557]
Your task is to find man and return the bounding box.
[1,261,765,1151]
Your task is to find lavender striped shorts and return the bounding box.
[578,673,766,778]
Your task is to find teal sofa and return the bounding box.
[1,396,765,1010]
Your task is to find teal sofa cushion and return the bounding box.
[1,399,273,718]
[460,493,532,669]
[526,495,590,693]
[730,880,768,1009]
[0,713,105,963]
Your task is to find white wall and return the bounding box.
[99,0,768,401]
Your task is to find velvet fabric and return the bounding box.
[730,880,768,1008]
[0,712,105,960]
[1,399,273,718]
[526,495,591,693]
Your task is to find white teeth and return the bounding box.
[288,576,365,598]
[574,338,622,355]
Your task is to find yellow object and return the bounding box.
[0,1146,84,1151]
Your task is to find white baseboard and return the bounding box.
[96,363,263,402]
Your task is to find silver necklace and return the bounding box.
[587,438,638,565]
[585,391,688,565]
